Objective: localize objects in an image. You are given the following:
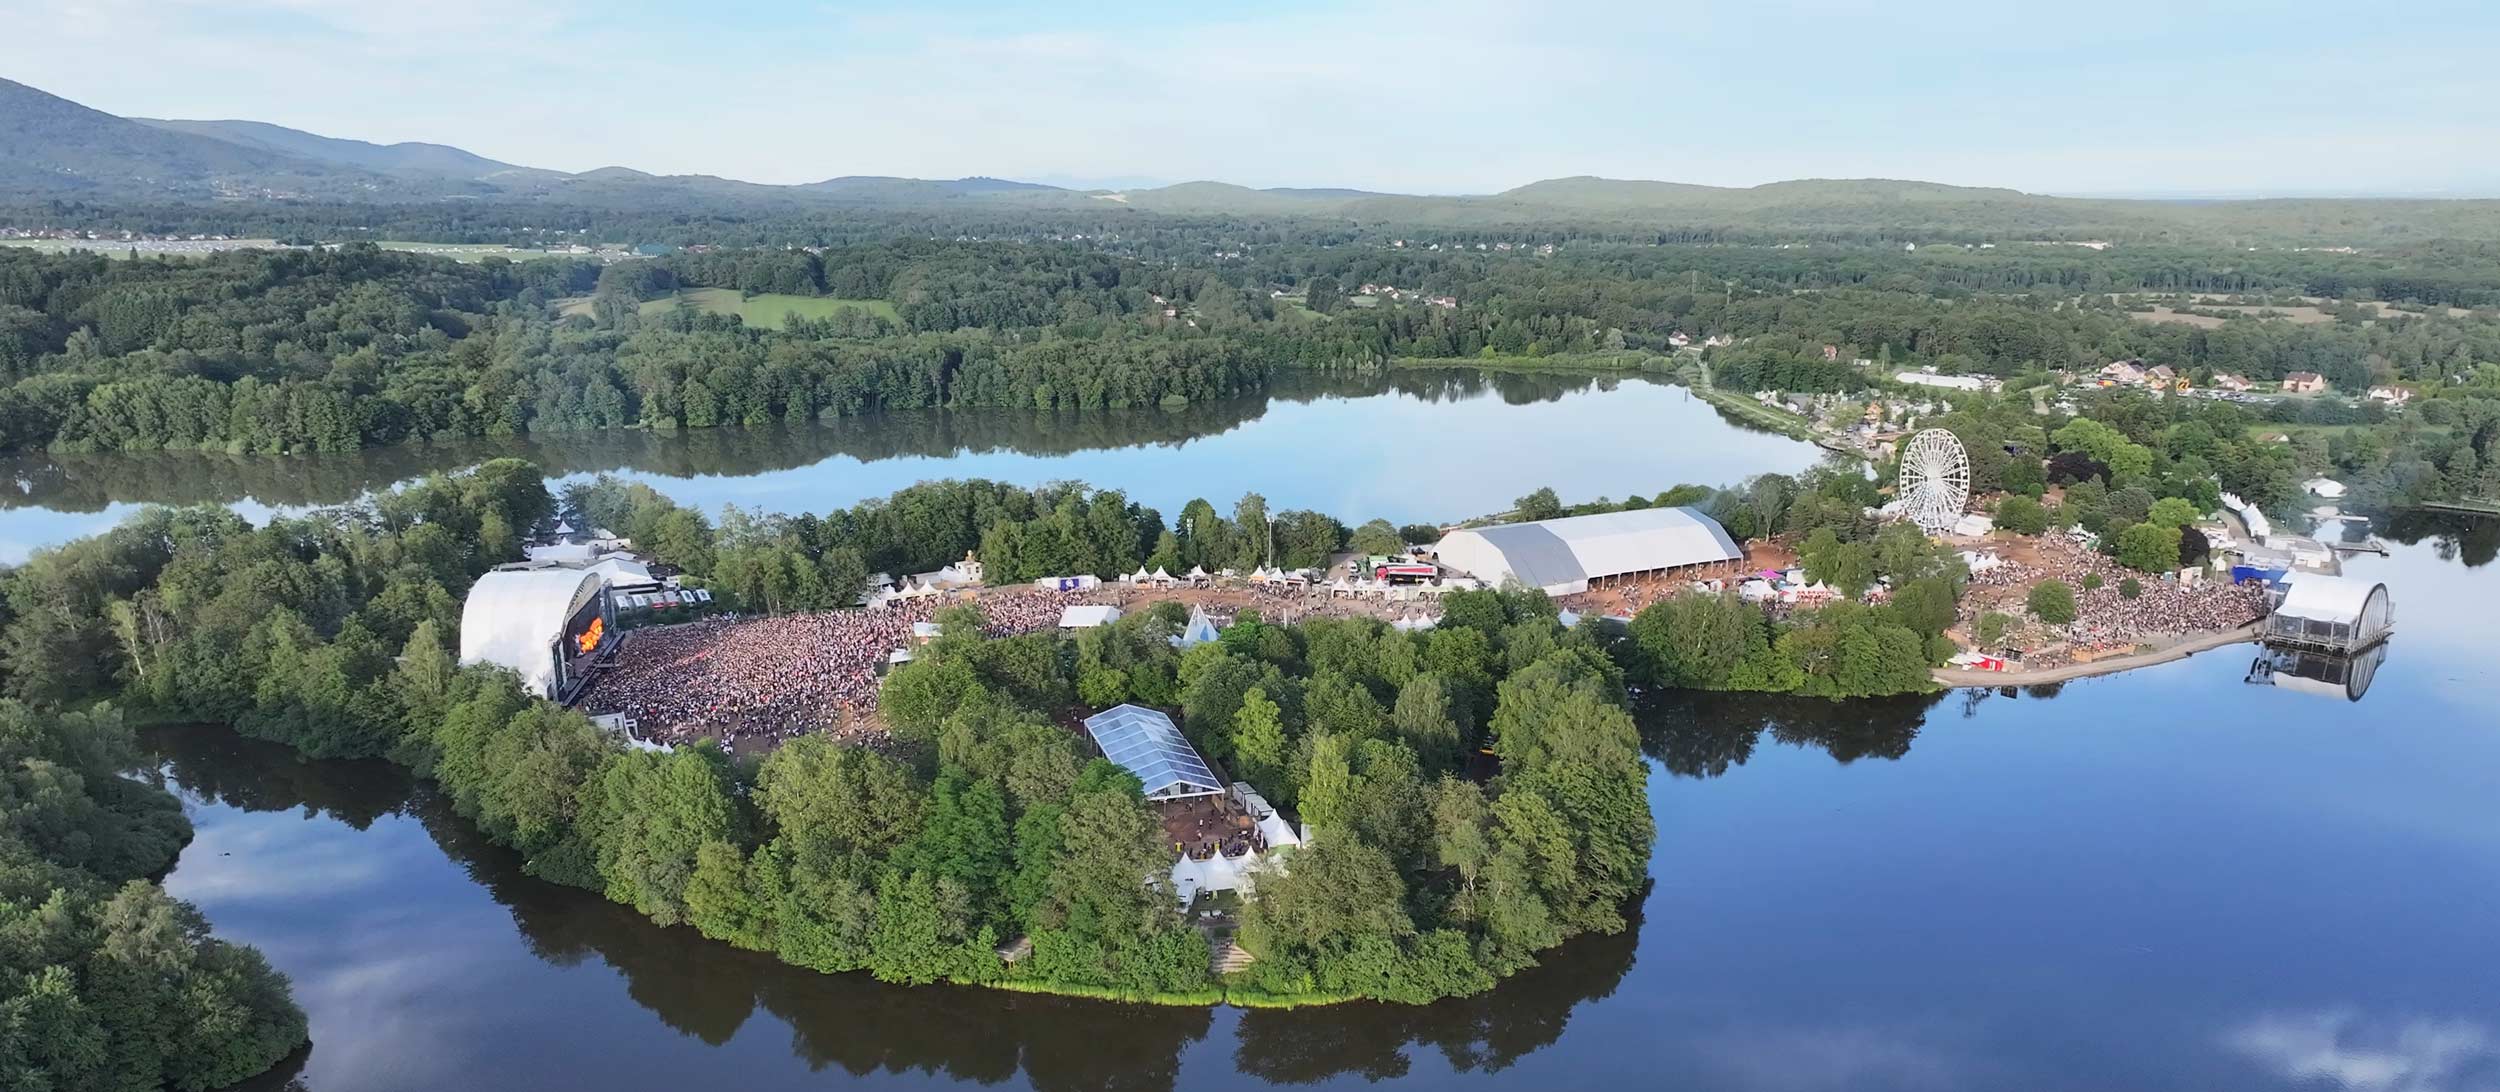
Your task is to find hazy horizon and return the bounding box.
[8,0,2498,198]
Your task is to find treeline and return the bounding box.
[0,243,1325,453]
[0,700,309,1090]
[21,187,2500,252]
[559,476,1370,617]
[4,236,2491,512]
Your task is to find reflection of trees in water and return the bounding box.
[1231,887,1645,1083]
[2383,510,2498,569]
[142,721,1650,1091]
[0,368,1681,515]
[0,399,1279,514]
[143,725,1218,1092]
[141,724,413,831]
[1638,690,1945,779]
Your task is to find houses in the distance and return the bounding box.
[1350,283,1458,309]
[2281,371,2328,393]
[2097,360,2148,387]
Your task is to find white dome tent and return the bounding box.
[459,569,613,701]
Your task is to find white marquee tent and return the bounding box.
[1431,507,1742,595]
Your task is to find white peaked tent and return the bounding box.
[1150,567,1177,585]
[1185,565,1211,583]
[1128,566,1152,584]
[1171,606,1222,648]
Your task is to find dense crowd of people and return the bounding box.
[1969,533,2271,661]
[579,582,1453,751]
[579,599,944,748]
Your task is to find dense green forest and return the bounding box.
[1,234,2495,516]
[0,700,308,1090]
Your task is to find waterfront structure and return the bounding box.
[2264,575,2393,654]
[459,568,615,701]
[1431,507,1743,595]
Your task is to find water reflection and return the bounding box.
[145,723,1640,1092]
[1232,896,1643,1083]
[1640,690,1947,779]
[0,369,1665,514]
[2244,643,2389,702]
[2380,510,2498,570]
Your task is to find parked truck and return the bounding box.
[1368,555,1442,585]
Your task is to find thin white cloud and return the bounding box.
[2,0,2495,193]
[2227,1008,2500,1092]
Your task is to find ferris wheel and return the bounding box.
[1896,428,1971,535]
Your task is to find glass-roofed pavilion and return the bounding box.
[1080,705,1225,802]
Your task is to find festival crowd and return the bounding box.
[578,580,1473,750]
[1967,533,2270,660]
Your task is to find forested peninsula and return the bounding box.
[2,463,1653,1011]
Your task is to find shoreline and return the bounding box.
[1932,622,2263,687]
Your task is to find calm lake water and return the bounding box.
[145,518,2500,1091]
[0,369,1821,562]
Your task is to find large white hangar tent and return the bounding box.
[1432,507,1744,595]
[460,568,615,701]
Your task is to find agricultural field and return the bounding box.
[553,288,899,329]
[2120,293,2476,329]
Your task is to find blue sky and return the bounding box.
[9,0,2498,196]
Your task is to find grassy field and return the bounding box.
[555,288,899,329]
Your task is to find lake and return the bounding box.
[144,526,2500,1086]
[0,368,1824,563]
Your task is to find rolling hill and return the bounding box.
[0,77,451,199]
[5,76,2497,244]
[135,118,561,183]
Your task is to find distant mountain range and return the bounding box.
[6,75,2496,244]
